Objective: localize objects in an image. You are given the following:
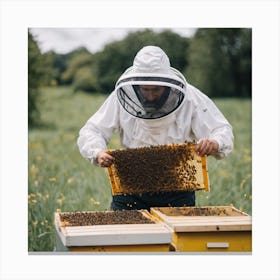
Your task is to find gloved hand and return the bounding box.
[96,151,115,167]
[196,138,219,156]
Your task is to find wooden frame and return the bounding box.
[107,143,209,195]
[150,206,252,232]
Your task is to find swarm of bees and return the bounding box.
[59,210,155,226]
[108,143,208,195]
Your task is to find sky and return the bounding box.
[29,28,197,54]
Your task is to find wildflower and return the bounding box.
[49,177,57,183]
[67,177,73,184]
[31,142,43,151]
[36,155,42,161]
[30,164,38,180]
[89,198,100,205]
[242,155,252,163]
[57,198,63,206]
[240,173,252,190]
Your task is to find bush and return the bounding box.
[73,66,97,93]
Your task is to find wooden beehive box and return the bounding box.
[54,209,173,252]
[107,143,209,195]
[150,205,252,252]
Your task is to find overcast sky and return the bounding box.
[30,28,197,54]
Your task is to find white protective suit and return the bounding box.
[77,46,233,163]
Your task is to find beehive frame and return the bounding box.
[107,143,209,195]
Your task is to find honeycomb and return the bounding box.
[107,143,209,195]
[58,210,155,226]
[153,206,247,217]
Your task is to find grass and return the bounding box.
[28,86,251,251]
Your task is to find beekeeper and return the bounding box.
[77,46,233,210]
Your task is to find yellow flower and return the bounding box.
[242,155,252,163]
[240,173,252,190]
[36,155,42,161]
[67,177,74,184]
[57,198,63,206]
[89,198,100,205]
[30,164,38,180]
[48,177,57,183]
[31,142,43,151]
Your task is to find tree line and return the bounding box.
[28,28,251,125]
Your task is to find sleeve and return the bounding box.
[190,88,234,159]
[77,92,120,163]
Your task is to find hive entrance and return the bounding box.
[107,143,209,195]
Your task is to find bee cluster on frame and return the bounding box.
[108,143,207,194]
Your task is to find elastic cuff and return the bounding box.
[210,137,225,159]
[89,148,103,165]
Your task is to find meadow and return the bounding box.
[28,86,252,251]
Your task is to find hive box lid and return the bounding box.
[107,143,209,195]
[150,206,252,232]
[54,210,173,247]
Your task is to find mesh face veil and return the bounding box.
[115,46,187,120]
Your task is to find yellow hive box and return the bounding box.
[54,209,173,252]
[150,205,252,252]
[107,143,209,195]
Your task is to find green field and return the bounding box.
[28,86,252,251]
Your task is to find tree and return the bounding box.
[94,29,189,93]
[184,28,251,98]
[28,31,45,126]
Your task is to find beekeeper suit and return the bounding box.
[77,46,233,210]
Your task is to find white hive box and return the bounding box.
[54,210,173,252]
